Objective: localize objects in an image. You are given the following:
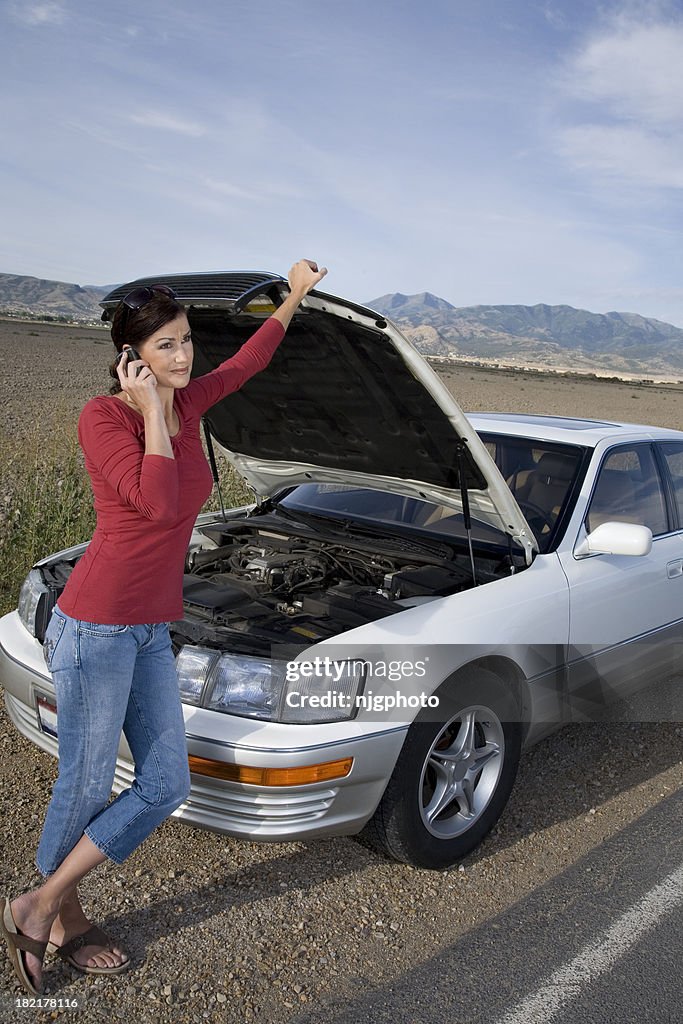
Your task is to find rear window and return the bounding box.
[659,442,683,529]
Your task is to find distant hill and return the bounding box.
[2,273,682,375]
[370,291,458,317]
[365,292,683,376]
[0,273,111,322]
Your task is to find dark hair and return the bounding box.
[108,292,185,394]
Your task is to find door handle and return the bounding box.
[666,559,683,579]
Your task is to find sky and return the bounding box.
[2,0,683,325]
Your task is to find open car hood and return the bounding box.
[102,272,537,563]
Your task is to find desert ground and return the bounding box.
[2,316,683,438]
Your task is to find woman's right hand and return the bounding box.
[116,349,161,414]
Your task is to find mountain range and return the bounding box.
[366,292,683,377]
[0,274,111,322]
[1,272,682,377]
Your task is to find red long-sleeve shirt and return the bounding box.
[57,317,285,624]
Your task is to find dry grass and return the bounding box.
[0,404,93,613]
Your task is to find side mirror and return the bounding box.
[574,521,653,558]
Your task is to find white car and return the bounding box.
[2,272,682,869]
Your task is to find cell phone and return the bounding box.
[115,346,144,377]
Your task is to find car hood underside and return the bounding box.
[101,273,537,563]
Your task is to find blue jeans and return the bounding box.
[36,606,191,876]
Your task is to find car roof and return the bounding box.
[467,412,683,447]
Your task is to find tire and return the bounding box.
[357,667,523,869]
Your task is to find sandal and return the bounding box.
[52,924,131,975]
[0,896,48,996]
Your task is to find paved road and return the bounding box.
[291,786,683,1024]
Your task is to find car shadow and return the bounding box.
[283,785,683,1024]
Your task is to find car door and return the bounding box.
[557,441,683,719]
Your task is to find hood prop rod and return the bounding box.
[202,418,227,521]
[456,441,477,586]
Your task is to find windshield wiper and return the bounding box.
[251,497,327,534]
[329,517,456,560]
[255,497,457,561]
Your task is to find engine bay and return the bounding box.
[169,513,515,654]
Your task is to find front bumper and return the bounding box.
[0,611,407,841]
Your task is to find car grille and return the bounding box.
[112,756,339,833]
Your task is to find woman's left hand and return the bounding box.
[269,259,329,331]
[287,259,328,300]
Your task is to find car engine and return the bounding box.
[170,516,507,653]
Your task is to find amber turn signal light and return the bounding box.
[188,755,353,786]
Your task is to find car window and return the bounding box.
[585,444,669,536]
[658,442,683,528]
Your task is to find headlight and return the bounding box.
[175,646,366,724]
[176,647,286,720]
[280,658,366,724]
[206,654,286,720]
[175,646,220,706]
[18,570,51,638]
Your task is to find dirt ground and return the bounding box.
[438,363,683,430]
[0,319,116,438]
[3,316,683,440]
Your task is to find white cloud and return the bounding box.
[558,124,683,189]
[540,2,569,30]
[555,6,683,189]
[200,178,258,201]
[128,112,206,137]
[8,2,65,25]
[567,20,683,122]
[203,177,306,202]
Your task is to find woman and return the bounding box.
[0,258,327,996]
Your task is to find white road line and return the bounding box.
[497,862,683,1024]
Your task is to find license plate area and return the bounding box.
[36,692,58,738]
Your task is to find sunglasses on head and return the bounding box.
[118,283,177,335]
[121,283,177,311]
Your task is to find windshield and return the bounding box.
[278,433,586,552]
